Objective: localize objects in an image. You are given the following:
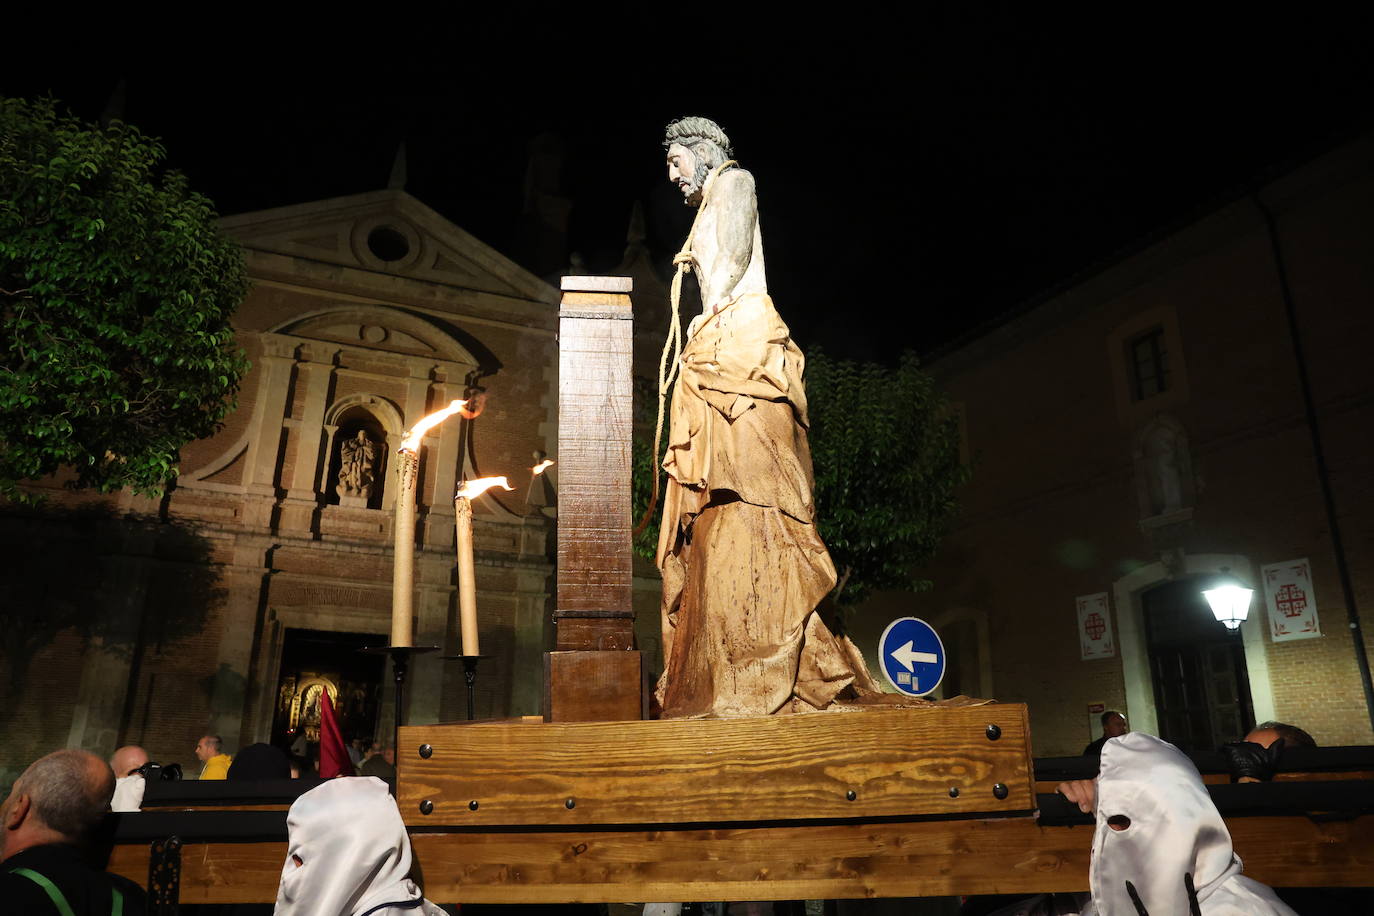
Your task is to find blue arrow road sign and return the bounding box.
[879,617,946,697]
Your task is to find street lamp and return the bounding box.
[1203,569,1254,631]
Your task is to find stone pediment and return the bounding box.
[270,305,485,368]
[219,190,555,304]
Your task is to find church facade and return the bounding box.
[0,190,593,777]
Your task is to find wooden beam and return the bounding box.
[554,276,634,618]
[547,276,641,721]
[397,707,1035,828]
[104,814,1374,904]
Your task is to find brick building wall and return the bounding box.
[889,136,1374,755]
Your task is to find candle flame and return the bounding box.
[532,459,555,476]
[456,476,514,501]
[399,399,467,452]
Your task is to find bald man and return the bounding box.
[109,745,150,813]
[0,749,148,914]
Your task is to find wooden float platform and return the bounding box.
[105,706,1374,905]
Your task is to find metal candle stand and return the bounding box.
[362,645,438,761]
[442,654,490,721]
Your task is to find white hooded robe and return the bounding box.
[275,777,446,916]
[1083,732,1296,915]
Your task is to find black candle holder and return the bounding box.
[361,645,439,764]
[442,654,491,721]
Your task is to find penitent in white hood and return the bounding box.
[275,776,446,916]
[1086,732,1296,915]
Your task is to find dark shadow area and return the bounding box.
[0,503,223,706]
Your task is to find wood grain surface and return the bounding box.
[397,706,1035,827]
[105,813,1374,903]
[554,612,637,650]
[545,650,643,722]
[556,289,634,616]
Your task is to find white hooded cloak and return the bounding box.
[1084,732,1296,915]
[275,776,446,916]
[990,733,1298,916]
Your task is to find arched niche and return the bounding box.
[321,395,404,509]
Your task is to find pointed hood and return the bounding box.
[275,777,443,916]
[1088,732,1296,915]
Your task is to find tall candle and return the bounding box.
[390,399,469,648]
[390,449,419,648]
[454,496,478,656]
[453,476,514,656]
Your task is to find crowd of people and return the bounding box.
[1,729,431,915]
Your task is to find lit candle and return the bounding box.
[391,399,469,647]
[454,476,514,655]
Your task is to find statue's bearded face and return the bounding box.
[666,142,710,206]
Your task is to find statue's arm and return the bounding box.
[705,169,757,310]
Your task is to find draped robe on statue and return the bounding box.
[655,292,873,717]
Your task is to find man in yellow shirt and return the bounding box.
[195,735,232,780]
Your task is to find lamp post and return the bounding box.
[1202,570,1254,631]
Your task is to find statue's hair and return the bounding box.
[13,749,113,842]
[664,116,733,160]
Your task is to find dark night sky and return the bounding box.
[6,7,1372,362]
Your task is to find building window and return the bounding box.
[1129,328,1169,400]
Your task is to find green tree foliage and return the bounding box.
[806,350,968,611]
[0,97,249,501]
[631,351,969,613]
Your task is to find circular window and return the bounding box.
[367,226,411,262]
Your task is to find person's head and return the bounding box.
[109,745,150,778]
[277,777,420,915]
[195,735,222,763]
[1,749,114,860]
[360,739,375,757]
[227,743,292,781]
[1244,721,1316,749]
[1092,733,1243,913]
[1101,711,1128,739]
[664,116,733,207]
[382,747,395,766]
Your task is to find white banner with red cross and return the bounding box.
[1077,592,1116,660]
[1262,558,1321,642]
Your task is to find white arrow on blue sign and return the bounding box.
[878,617,946,697]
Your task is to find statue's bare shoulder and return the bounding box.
[712,167,756,206]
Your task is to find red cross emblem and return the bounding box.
[1276,583,1307,618]
[1085,612,1106,640]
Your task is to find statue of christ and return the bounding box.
[654,117,880,717]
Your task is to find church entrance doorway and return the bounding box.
[271,628,386,772]
[1143,578,1255,755]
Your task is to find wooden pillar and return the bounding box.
[544,276,641,721]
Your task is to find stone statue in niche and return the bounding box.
[652,118,979,718]
[1134,415,1200,523]
[337,430,378,503]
